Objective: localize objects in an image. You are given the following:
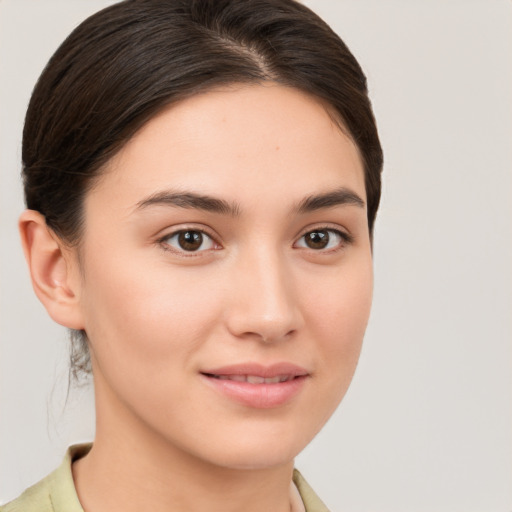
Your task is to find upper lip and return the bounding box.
[201,362,309,378]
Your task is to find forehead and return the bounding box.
[90,83,366,211]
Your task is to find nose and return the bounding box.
[224,246,304,344]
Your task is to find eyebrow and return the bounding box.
[136,191,241,216]
[135,187,365,216]
[295,187,365,213]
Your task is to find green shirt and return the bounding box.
[1,445,330,512]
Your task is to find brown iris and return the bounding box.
[178,230,204,251]
[303,230,332,249]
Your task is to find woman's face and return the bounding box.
[74,84,373,469]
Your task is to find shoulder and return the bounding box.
[293,469,331,512]
[0,444,91,512]
[0,475,53,512]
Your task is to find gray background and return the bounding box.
[1,1,511,511]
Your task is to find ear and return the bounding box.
[19,210,85,330]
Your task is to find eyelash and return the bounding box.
[157,226,353,256]
[157,228,220,256]
[294,226,354,253]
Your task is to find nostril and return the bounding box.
[256,329,296,344]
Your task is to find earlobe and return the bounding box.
[19,210,85,330]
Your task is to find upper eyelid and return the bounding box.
[156,224,219,241]
[294,223,352,241]
[156,228,221,258]
[295,228,351,246]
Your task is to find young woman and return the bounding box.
[2,1,382,511]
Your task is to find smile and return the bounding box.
[200,363,309,408]
[205,374,297,384]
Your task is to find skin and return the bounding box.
[20,83,373,512]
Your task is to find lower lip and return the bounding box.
[201,374,308,409]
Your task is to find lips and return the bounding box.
[201,362,309,378]
[207,374,295,384]
[200,363,309,408]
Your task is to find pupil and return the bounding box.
[178,231,203,251]
[306,230,328,249]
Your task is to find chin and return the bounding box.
[209,444,299,471]
[187,420,316,471]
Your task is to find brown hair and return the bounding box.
[22,0,383,379]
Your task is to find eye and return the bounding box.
[161,229,217,253]
[295,228,349,251]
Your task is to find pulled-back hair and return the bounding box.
[22,0,383,379]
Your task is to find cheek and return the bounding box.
[79,252,222,375]
[305,254,373,378]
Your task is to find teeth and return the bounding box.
[229,375,246,382]
[213,374,293,384]
[247,375,265,384]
